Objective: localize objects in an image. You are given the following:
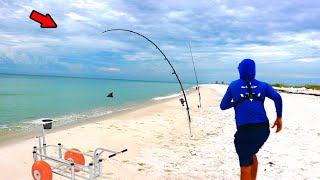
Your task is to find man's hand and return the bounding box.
[272,117,282,133]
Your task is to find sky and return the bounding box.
[0,0,320,85]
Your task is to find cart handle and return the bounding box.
[94,148,127,160]
[109,149,128,158]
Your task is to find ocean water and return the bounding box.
[0,74,193,135]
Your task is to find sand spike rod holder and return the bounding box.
[31,119,127,180]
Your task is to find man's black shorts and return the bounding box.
[234,121,270,166]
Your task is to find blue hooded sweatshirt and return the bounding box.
[220,59,282,127]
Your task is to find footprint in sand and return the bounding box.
[164,169,173,172]
[138,162,146,166]
[137,162,148,172]
[156,134,163,138]
[162,144,170,148]
[137,168,145,171]
[268,162,275,167]
[206,132,218,136]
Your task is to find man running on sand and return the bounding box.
[220,59,283,180]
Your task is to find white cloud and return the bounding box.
[223,5,256,17]
[274,31,320,44]
[123,52,163,61]
[0,33,61,49]
[70,0,107,10]
[97,67,120,72]
[167,11,188,20]
[1,0,320,83]
[100,9,137,22]
[66,12,90,21]
[20,5,33,11]
[63,35,133,52]
[295,57,320,63]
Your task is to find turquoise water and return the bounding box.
[0,74,193,134]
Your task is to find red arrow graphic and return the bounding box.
[29,10,57,28]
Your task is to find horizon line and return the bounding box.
[0,72,197,85]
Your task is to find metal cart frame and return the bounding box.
[32,119,127,180]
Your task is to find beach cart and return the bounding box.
[31,119,127,180]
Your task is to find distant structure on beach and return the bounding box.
[214,81,227,85]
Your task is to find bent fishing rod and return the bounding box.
[102,29,192,137]
[188,42,201,108]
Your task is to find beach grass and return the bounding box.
[272,84,320,90]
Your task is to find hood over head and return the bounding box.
[238,59,256,81]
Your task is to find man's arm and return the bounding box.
[266,84,283,132]
[265,84,282,117]
[220,85,234,110]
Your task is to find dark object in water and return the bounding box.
[107,92,113,98]
[179,98,185,106]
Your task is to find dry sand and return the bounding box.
[0,85,319,180]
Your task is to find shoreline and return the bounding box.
[0,85,319,179]
[0,87,196,147]
[3,83,316,147]
[274,87,320,96]
[0,86,215,180]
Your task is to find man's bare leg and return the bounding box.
[240,165,252,180]
[251,154,258,180]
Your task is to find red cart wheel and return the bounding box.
[31,160,52,180]
[64,148,85,172]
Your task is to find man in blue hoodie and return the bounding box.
[220,59,283,180]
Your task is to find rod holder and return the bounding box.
[89,163,94,180]
[33,151,37,162]
[43,143,47,158]
[58,143,62,158]
[38,136,43,160]
[71,163,75,180]
[98,159,103,177]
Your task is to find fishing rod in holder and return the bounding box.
[102,29,192,137]
[188,42,201,108]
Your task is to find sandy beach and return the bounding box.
[0,85,319,180]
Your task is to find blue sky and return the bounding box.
[0,0,320,85]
